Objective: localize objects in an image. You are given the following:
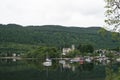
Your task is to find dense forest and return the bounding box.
[0,24,119,54]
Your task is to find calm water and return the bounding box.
[0,58,118,80]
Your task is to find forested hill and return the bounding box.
[0,24,119,49]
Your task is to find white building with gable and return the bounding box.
[62,45,75,55]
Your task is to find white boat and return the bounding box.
[70,57,80,62]
[85,58,91,63]
[116,58,120,62]
[43,58,52,66]
[46,58,51,62]
[59,60,65,64]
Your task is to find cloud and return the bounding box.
[0,0,105,27]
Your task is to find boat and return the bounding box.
[59,60,65,64]
[116,58,120,62]
[43,58,52,66]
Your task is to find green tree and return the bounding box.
[111,32,120,40]
[77,44,94,53]
[98,28,107,37]
[25,46,60,59]
[65,49,81,58]
[104,0,120,32]
[105,65,120,80]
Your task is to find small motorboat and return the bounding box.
[43,58,52,66]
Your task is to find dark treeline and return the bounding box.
[0,24,119,54]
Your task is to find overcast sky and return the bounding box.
[0,0,105,27]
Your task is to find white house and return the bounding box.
[62,45,75,55]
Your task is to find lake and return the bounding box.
[0,58,119,80]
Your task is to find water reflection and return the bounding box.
[0,58,107,72]
[0,58,119,80]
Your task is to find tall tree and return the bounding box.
[104,0,120,32]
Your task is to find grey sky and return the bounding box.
[0,0,105,27]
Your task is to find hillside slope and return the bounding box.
[0,24,119,49]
